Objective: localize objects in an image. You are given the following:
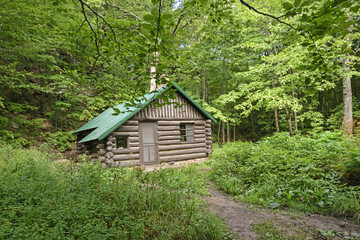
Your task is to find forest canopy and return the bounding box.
[0,0,359,149]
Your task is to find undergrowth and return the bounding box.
[0,145,231,239]
[211,131,360,221]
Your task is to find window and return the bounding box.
[180,123,194,142]
[116,136,128,149]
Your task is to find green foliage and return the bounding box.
[211,132,360,220]
[46,131,76,152]
[0,145,231,239]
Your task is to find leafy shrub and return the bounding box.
[211,132,360,221]
[0,145,231,239]
[47,131,75,152]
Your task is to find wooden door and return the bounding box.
[139,122,158,165]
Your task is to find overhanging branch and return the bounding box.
[239,0,296,30]
[78,0,120,50]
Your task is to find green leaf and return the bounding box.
[294,0,302,7]
[269,202,280,209]
[282,2,293,11]
[151,7,159,17]
[143,14,155,23]
[161,13,172,21]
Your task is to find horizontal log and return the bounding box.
[157,121,180,126]
[206,136,212,140]
[128,136,139,142]
[158,139,181,145]
[179,139,205,144]
[158,143,206,151]
[205,124,211,128]
[98,156,106,162]
[114,160,140,167]
[206,140,212,145]
[112,147,139,154]
[158,135,181,141]
[159,148,206,157]
[111,132,138,136]
[193,126,205,130]
[195,134,206,139]
[157,130,180,136]
[206,149,212,155]
[159,152,207,162]
[128,142,139,147]
[206,119,212,123]
[113,154,140,161]
[194,130,205,135]
[157,126,180,131]
[114,126,139,132]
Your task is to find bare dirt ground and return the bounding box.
[204,185,360,240]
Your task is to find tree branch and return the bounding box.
[78,0,120,49]
[172,5,197,36]
[239,0,296,30]
[104,1,142,21]
[79,1,100,57]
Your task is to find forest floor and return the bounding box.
[204,184,360,240]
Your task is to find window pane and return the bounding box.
[116,136,128,149]
[180,123,194,142]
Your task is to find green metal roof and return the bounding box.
[74,82,217,143]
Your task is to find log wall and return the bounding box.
[157,120,208,162]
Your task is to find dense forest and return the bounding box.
[1,0,359,150]
[1,1,360,239]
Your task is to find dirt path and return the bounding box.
[204,185,360,240]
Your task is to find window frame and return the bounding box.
[180,123,194,143]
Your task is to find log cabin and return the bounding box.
[74,82,217,167]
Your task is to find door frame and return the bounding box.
[139,122,158,165]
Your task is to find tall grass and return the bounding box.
[0,145,231,239]
[211,132,360,221]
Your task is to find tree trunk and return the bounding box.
[294,111,298,131]
[217,121,221,142]
[274,109,280,133]
[233,124,236,142]
[272,83,280,132]
[291,80,298,131]
[222,120,225,143]
[226,121,230,142]
[284,105,294,136]
[342,18,353,136]
[343,54,353,135]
